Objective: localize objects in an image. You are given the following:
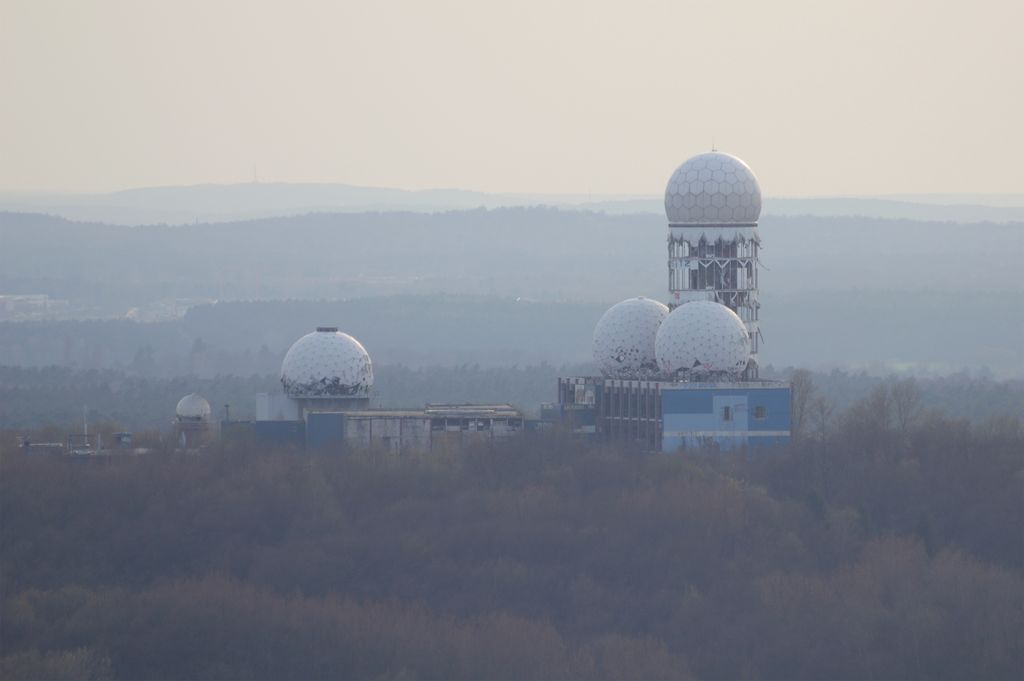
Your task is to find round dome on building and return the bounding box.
[664,151,761,224]
[655,301,750,378]
[281,327,373,398]
[593,297,669,379]
[176,393,211,420]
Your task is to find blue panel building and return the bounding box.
[661,382,791,451]
[555,377,791,452]
[252,419,305,446]
[306,412,345,451]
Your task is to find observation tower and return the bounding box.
[664,151,762,378]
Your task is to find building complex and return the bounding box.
[548,151,791,451]
[162,151,790,454]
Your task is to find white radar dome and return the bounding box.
[281,327,373,398]
[655,301,750,378]
[664,151,761,224]
[593,297,670,378]
[176,393,211,420]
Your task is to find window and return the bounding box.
[722,406,732,422]
[754,406,766,420]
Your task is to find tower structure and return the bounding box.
[664,151,762,378]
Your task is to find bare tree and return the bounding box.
[890,377,921,436]
[789,369,816,443]
[809,395,835,443]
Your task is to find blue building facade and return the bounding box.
[661,382,791,451]
[555,377,791,452]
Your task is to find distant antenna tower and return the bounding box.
[252,163,259,184]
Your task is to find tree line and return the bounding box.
[1,379,1022,680]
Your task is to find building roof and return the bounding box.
[308,404,524,419]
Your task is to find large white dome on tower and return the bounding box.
[281,327,373,398]
[593,297,670,378]
[176,393,211,420]
[655,301,750,378]
[664,152,761,224]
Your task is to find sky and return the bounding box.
[1,0,1022,197]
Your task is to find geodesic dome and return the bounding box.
[176,393,211,420]
[281,327,373,398]
[655,301,750,379]
[593,297,669,378]
[665,152,761,224]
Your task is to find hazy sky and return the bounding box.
[2,0,1022,196]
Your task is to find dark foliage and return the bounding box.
[2,399,1022,680]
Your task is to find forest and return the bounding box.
[3,289,1021,377]
[2,380,1022,680]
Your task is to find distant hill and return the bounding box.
[1,183,1022,225]
[2,208,1021,308]
[0,184,644,225]
[2,207,1022,376]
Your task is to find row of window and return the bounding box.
[429,418,523,432]
[722,405,767,421]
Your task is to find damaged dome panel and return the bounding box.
[655,300,750,380]
[593,297,670,379]
[280,328,373,398]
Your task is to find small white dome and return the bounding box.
[176,393,211,420]
[281,327,373,398]
[664,152,761,224]
[593,297,670,378]
[655,301,750,379]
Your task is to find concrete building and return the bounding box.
[223,325,528,454]
[554,376,790,452]
[661,382,791,450]
[555,150,791,451]
[284,404,524,454]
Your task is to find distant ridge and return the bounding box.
[1,183,1021,226]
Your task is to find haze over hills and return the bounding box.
[2,183,1023,225]
[4,208,1023,305]
[2,207,1022,377]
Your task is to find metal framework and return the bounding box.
[668,225,760,378]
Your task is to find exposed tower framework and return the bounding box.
[664,152,762,379]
